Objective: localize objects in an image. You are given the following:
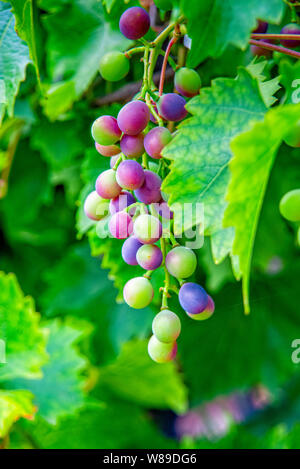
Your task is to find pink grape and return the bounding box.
[252,20,268,33]
[83,191,109,221]
[91,116,121,145]
[109,211,133,239]
[95,169,122,199]
[133,214,162,244]
[152,310,181,343]
[250,39,273,58]
[186,295,215,321]
[117,101,150,135]
[148,335,177,363]
[120,133,145,158]
[134,170,161,204]
[157,93,187,122]
[144,127,172,159]
[116,160,145,190]
[119,7,150,40]
[122,237,143,265]
[95,142,120,157]
[109,191,136,215]
[136,244,163,270]
[123,276,154,308]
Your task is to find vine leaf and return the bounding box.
[223,104,300,313]
[279,59,300,104]
[0,390,35,438]
[0,4,30,123]
[162,67,268,262]
[181,0,284,67]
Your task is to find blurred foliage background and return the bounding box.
[0,0,299,449]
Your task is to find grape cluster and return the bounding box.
[84,6,212,364]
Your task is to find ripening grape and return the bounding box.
[174,67,201,98]
[178,282,208,315]
[116,160,145,190]
[119,7,150,40]
[110,155,120,168]
[134,170,162,204]
[250,39,273,58]
[252,20,268,33]
[134,214,162,244]
[152,310,181,343]
[123,276,154,308]
[120,133,145,158]
[109,211,133,239]
[148,335,177,363]
[136,244,163,270]
[144,127,172,159]
[157,93,187,122]
[117,101,150,135]
[95,142,120,157]
[91,116,121,145]
[122,237,143,265]
[186,295,215,321]
[165,246,197,279]
[95,169,122,199]
[283,120,300,148]
[280,23,300,48]
[279,189,300,222]
[109,191,136,215]
[99,51,129,82]
[84,191,109,221]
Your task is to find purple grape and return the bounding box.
[252,20,268,34]
[250,39,273,58]
[157,93,187,122]
[91,116,121,145]
[134,170,161,204]
[117,101,150,135]
[178,282,208,315]
[95,142,120,157]
[136,244,163,270]
[110,155,120,168]
[155,201,173,219]
[95,169,122,199]
[280,23,300,48]
[109,190,136,215]
[122,237,143,265]
[144,127,172,159]
[116,160,145,190]
[120,133,145,158]
[109,211,133,239]
[119,7,150,40]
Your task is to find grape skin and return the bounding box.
[109,212,133,239]
[165,246,197,279]
[119,7,150,40]
[280,23,300,48]
[158,93,187,122]
[84,191,109,221]
[123,276,154,308]
[95,169,122,199]
[144,127,172,159]
[117,101,150,135]
[148,335,177,363]
[152,310,181,343]
[95,142,120,157]
[179,282,208,315]
[91,116,121,145]
[134,170,162,204]
[186,295,215,321]
[133,214,162,244]
[109,191,136,215]
[136,244,163,270]
[99,51,129,82]
[174,68,201,98]
[279,189,300,222]
[122,237,143,266]
[116,160,145,190]
[120,133,145,158]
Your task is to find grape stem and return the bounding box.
[124,46,145,58]
[251,33,300,41]
[249,39,300,59]
[159,23,181,96]
[160,237,171,309]
[145,92,164,126]
[112,154,124,171]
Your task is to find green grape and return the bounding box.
[99,51,129,82]
[147,335,177,363]
[152,310,181,343]
[279,189,300,222]
[165,246,197,279]
[123,277,154,309]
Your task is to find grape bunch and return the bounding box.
[84,6,213,364]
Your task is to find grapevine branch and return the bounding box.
[249,39,300,59]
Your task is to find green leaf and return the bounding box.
[246,59,281,107]
[223,103,300,313]
[279,59,300,105]
[0,4,30,122]
[162,68,267,261]
[97,340,188,414]
[41,81,76,121]
[0,272,48,382]
[0,389,35,438]
[9,319,90,425]
[182,0,284,67]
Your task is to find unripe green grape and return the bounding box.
[279,189,300,222]
[165,246,197,279]
[99,51,129,82]
[283,121,300,148]
[148,335,177,363]
[152,310,181,343]
[174,67,201,98]
[133,214,162,244]
[123,276,154,309]
[84,191,109,221]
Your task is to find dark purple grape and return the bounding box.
[178,282,208,315]
[95,169,122,199]
[122,237,143,265]
[157,93,187,122]
[252,20,268,34]
[91,116,121,145]
[109,191,136,215]
[134,170,161,204]
[144,127,172,159]
[95,142,120,157]
[109,211,133,239]
[120,133,145,158]
[117,101,150,135]
[280,23,300,48]
[119,7,150,40]
[136,244,163,270]
[116,160,145,190]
